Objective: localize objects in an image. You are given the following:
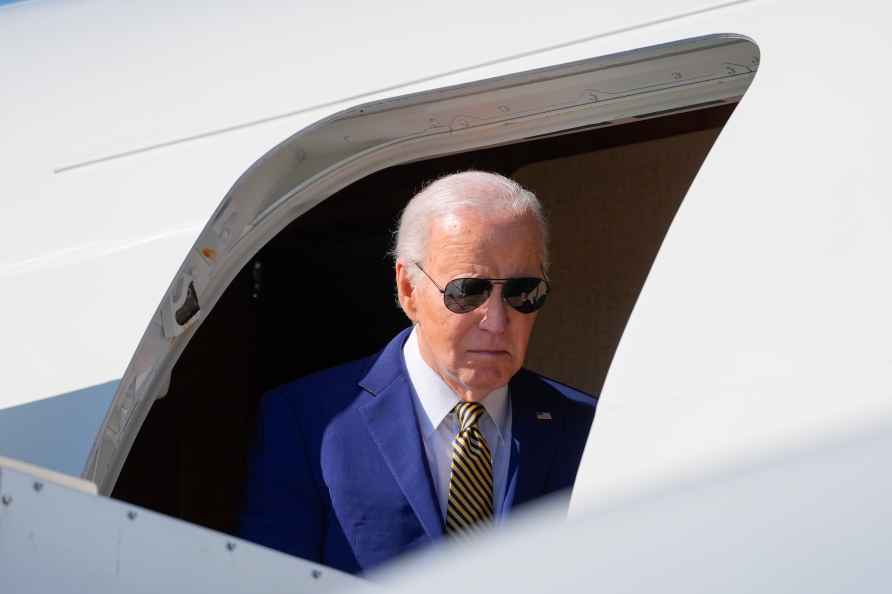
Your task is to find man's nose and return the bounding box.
[478,286,508,333]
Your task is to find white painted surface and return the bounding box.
[571,0,892,511]
[0,455,97,493]
[0,460,371,594]
[381,418,892,594]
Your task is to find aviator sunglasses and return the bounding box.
[415,263,550,314]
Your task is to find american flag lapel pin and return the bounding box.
[536,411,552,420]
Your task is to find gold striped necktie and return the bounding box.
[446,401,494,535]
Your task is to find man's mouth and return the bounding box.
[467,349,511,357]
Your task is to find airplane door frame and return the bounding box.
[85,34,759,494]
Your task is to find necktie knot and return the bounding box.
[453,401,486,433]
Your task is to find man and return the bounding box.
[240,171,597,574]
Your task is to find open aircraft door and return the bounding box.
[91,35,757,531]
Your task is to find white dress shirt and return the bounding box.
[402,327,512,521]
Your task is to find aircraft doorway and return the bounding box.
[111,103,737,535]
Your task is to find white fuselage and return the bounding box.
[1,0,890,591]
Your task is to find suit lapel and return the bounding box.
[358,328,444,540]
[503,370,561,511]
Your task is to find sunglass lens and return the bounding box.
[443,277,492,313]
[503,278,549,313]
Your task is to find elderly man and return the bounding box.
[240,171,597,574]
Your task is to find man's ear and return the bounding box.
[395,260,417,322]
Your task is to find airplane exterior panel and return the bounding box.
[381,417,892,594]
[0,459,370,594]
[572,0,892,511]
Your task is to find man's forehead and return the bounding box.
[429,208,531,236]
[425,210,543,266]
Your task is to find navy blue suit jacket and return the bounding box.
[239,327,597,574]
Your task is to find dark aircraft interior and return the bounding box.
[111,103,735,537]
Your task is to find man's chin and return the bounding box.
[456,370,511,397]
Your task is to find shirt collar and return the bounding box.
[403,326,509,443]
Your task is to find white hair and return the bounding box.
[392,170,549,286]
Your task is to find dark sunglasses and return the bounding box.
[415,263,550,314]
